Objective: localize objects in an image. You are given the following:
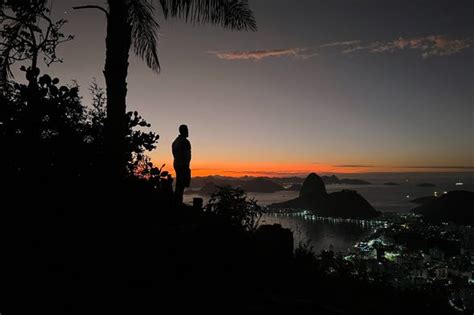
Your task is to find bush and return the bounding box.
[0,71,161,183]
[205,186,264,232]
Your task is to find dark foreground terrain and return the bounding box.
[0,175,456,315]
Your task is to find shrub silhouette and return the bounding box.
[205,186,264,232]
[0,72,161,184]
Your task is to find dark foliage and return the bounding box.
[0,70,160,184]
[160,0,257,31]
[0,0,73,84]
[206,185,264,231]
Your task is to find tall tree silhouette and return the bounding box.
[74,0,257,178]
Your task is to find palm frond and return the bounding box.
[127,0,161,72]
[160,0,257,31]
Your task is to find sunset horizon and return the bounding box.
[161,160,474,178]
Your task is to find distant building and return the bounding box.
[429,247,445,261]
[434,265,448,279]
[413,276,427,286]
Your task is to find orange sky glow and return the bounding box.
[153,160,472,177]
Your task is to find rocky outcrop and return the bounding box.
[270,173,380,219]
[300,172,327,197]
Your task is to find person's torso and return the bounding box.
[172,136,191,166]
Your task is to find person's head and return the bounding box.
[179,124,189,137]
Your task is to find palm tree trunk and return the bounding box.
[104,0,132,179]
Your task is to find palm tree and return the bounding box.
[74,0,257,178]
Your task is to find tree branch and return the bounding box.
[72,5,109,17]
[0,12,21,22]
[39,14,53,48]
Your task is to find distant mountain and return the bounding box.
[285,184,302,191]
[193,177,285,195]
[190,175,371,192]
[384,182,400,186]
[320,175,340,185]
[266,176,304,185]
[199,182,220,195]
[412,191,474,225]
[191,176,234,188]
[417,183,436,187]
[270,173,380,219]
[338,178,371,185]
[240,178,285,193]
[321,175,371,185]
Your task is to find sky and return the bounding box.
[16,0,474,176]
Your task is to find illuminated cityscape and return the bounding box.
[269,209,474,312]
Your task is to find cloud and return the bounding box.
[341,45,367,54]
[209,35,472,62]
[321,40,362,48]
[402,165,474,170]
[209,48,317,61]
[325,35,473,58]
[334,164,375,168]
[332,164,474,170]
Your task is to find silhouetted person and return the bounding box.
[172,124,191,204]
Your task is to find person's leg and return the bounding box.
[175,181,184,204]
[174,168,184,204]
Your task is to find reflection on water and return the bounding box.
[260,213,374,254]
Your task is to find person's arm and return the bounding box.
[185,139,191,164]
[172,139,177,158]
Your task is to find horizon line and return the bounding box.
[187,168,474,178]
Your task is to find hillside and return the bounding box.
[412,191,474,225]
